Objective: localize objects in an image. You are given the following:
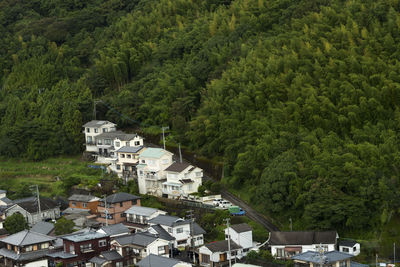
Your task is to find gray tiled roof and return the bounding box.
[96,131,141,141]
[148,215,189,227]
[230,223,252,233]
[0,230,55,246]
[100,250,123,261]
[125,206,159,216]
[68,194,99,202]
[62,229,108,242]
[165,162,191,173]
[350,261,369,267]
[100,223,130,236]
[291,251,353,264]
[0,197,12,204]
[47,251,78,259]
[90,256,107,265]
[114,233,157,247]
[268,231,337,245]
[102,193,140,204]
[0,247,53,261]
[339,240,358,247]
[10,197,59,213]
[137,254,186,267]
[150,225,175,241]
[83,120,116,127]
[205,240,242,253]
[192,223,206,235]
[31,221,55,235]
[116,146,144,153]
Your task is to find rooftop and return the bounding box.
[148,215,188,227]
[101,192,140,204]
[139,148,169,159]
[149,225,175,241]
[230,223,252,233]
[165,162,191,173]
[99,223,130,236]
[96,131,142,141]
[205,240,242,253]
[268,231,337,246]
[339,240,358,247]
[62,229,108,242]
[114,233,157,247]
[137,254,188,267]
[89,250,123,264]
[68,194,99,202]
[0,230,55,246]
[10,197,59,213]
[83,120,116,127]
[291,250,354,264]
[124,206,160,216]
[117,146,144,153]
[30,221,55,235]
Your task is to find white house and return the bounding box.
[268,231,338,259]
[199,240,242,266]
[115,146,145,179]
[111,232,170,265]
[83,120,117,153]
[148,215,205,248]
[338,240,360,256]
[124,206,167,226]
[163,162,203,199]
[224,223,253,255]
[137,148,174,197]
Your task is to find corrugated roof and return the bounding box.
[100,223,130,236]
[83,120,116,127]
[31,221,55,235]
[268,231,337,245]
[148,215,188,227]
[230,223,252,233]
[165,162,191,173]
[137,254,185,267]
[125,206,159,216]
[205,240,242,253]
[0,230,55,246]
[102,192,140,204]
[291,251,353,263]
[116,146,144,153]
[139,148,169,159]
[68,194,99,202]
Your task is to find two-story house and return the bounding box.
[88,250,124,267]
[68,195,100,214]
[137,148,174,197]
[83,120,117,153]
[47,228,110,267]
[5,197,60,226]
[124,206,167,228]
[162,162,203,199]
[224,223,253,256]
[97,193,141,225]
[115,146,145,180]
[0,230,60,267]
[110,232,170,266]
[291,250,355,267]
[199,240,242,266]
[148,215,205,248]
[268,231,338,259]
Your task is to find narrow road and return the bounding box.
[203,174,280,232]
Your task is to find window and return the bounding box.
[116,164,121,170]
[134,141,140,146]
[197,236,203,240]
[97,139,102,145]
[103,128,108,133]
[80,243,92,252]
[115,141,120,147]
[116,262,123,267]
[121,213,126,218]
[40,243,49,249]
[120,202,123,207]
[86,128,90,133]
[70,245,75,254]
[177,228,183,233]
[162,159,169,164]
[105,139,111,145]
[99,240,107,247]
[141,160,145,163]
[25,246,32,252]
[83,203,87,208]
[126,142,130,146]
[353,246,357,252]
[121,154,125,158]
[127,154,131,159]
[87,136,92,143]
[94,128,98,133]
[168,228,172,233]
[343,247,349,253]
[72,202,76,207]
[276,248,284,258]
[195,172,202,177]
[340,261,347,267]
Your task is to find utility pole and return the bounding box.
[376,254,378,267]
[394,243,396,265]
[93,100,102,120]
[186,210,195,264]
[179,143,182,163]
[103,195,108,226]
[224,218,232,267]
[30,185,42,221]
[161,126,169,150]
[289,218,292,231]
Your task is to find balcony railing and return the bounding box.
[86,142,96,146]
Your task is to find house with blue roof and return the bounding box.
[137,148,174,197]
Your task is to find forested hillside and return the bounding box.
[1,0,400,234]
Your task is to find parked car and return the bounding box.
[213,198,224,206]
[217,200,232,209]
[229,206,246,216]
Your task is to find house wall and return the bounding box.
[147,239,170,257]
[225,229,252,249]
[24,259,49,267]
[97,199,140,225]
[271,244,335,258]
[6,205,60,226]
[69,200,99,214]
[339,244,360,256]
[63,236,110,266]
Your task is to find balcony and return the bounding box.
[86,142,96,146]
[144,173,161,180]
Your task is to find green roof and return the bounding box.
[139,148,168,159]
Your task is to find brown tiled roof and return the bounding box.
[165,162,191,173]
[268,231,337,245]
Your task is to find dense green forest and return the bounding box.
[1,0,400,237]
